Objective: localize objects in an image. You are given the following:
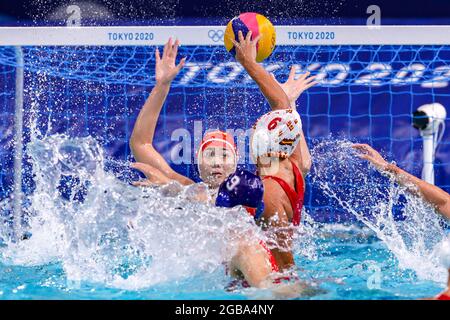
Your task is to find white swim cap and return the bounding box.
[251,109,302,160]
[437,236,450,269]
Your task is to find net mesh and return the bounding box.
[1,44,450,222]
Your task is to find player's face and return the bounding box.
[198,146,236,188]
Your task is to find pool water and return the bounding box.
[0,135,448,300]
[0,225,445,300]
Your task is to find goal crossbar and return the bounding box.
[1,25,450,46]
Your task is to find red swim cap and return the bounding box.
[197,130,237,168]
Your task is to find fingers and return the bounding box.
[288,65,298,81]
[301,80,319,91]
[304,74,317,83]
[176,57,186,71]
[355,154,370,160]
[352,143,370,151]
[172,39,180,57]
[293,74,316,91]
[352,144,377,158]
[163,37,181,59]
[238,30,245,43]
[162,37,171,59]
[298,71,310,81]
[155,48,161,63]
[132,179,153,187]
[288,68,317,85]
[252,34,261,44]
[231,38,241,52]
[131,162,155,177]
[245,30,252,42]
[351,144,368,155]
[131,162,147,172]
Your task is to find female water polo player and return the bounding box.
[352,144,450,220]
[216,170,323,297]
[129,37,317,290]
[130,38,237,198]
[232,30,317,272]
[128,38,286,289]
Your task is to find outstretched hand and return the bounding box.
[131,162,171,186]
[352,144,389,172]
[155,38,186,85]
[271,66,318,107]
[231,30,261,65]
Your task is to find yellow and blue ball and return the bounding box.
[224,12,276,63]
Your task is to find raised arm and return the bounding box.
[353,143,450,220]
[232,31,291,110]
[130,38,193,186]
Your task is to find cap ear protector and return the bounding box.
[215,170,265,220]
[251,109,302,161]
[197,130,237,174]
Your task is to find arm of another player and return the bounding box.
[271,66,317,175]
[229,239,275,289]
[232,30,291,110]
[130,162,172,186]
[130,38,193,186]
[353,143,450,220]
[259,179,296,271]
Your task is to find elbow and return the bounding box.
[130,131,151,149]
[129,134,139,155]
[129,134,136,149]
[302,158,312,175]
[129,133,154,157]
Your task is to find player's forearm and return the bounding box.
[297,131,312,174]
[130,82,170,146]
[386,164,450,219]
[241,60,290,110]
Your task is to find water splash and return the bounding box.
[0,134,270,290]
[310,138,449,283]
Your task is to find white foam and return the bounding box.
[311,138,449,283]
[437,237,450,269]
[0,134,271,289]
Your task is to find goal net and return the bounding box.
[0,26,449,223]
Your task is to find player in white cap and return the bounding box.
[233,30,317,273]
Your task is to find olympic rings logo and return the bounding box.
[208,30,224,42]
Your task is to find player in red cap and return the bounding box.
[129,38,318,293]
[130,38,237,200]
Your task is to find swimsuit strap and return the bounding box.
[262,160,304,226]
[258,240,279,272]
[289,159,305,196]
[437,293,450,300]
